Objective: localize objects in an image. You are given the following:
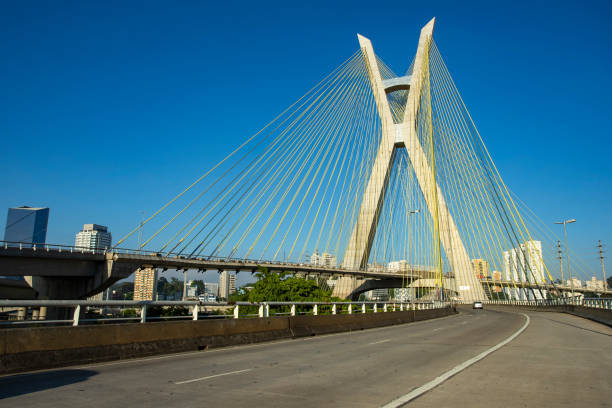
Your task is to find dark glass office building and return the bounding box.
[3,206,49,244]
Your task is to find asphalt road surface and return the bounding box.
[1,307,610,407]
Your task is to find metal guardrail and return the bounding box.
[0,300,450,327]
[482,297,612,310]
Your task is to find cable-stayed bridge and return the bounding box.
[1,18,607,303]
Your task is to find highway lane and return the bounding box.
[0,307,603,407]
[409,309,612,407]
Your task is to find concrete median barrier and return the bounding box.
[0,306,456,374]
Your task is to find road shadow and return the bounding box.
[0,369,97,399]
[537,315,612,337]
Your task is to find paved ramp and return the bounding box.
[0,307,610,407]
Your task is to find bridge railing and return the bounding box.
[0,240,435,275]
[482,297,612,310]
[1,240,111,255]
[0,299,450,327]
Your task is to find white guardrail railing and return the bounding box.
[481,297,612,310]
[0,300,450,327]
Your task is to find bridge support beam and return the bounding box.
[21,253,137,318]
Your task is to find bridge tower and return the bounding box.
[335,19,486,302]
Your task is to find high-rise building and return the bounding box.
[471,259,490,279]
[503,241,545,284]
[133,267,158,301]
[74,224,113,301]
[503,240,546,300]
[3,206,49,244]
[219,271,236,299]
[75,224,112,250]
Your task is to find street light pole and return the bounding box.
[407,210,419,305]
[555,219,576,302]
[557,240,564,287]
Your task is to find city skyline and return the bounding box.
[1,2,610,281]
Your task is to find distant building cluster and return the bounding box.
[471,258,490,279]
[310,250,337,267]
[388,260,408,273]
[585,277,605,291]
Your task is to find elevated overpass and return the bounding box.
[0,242,431,299]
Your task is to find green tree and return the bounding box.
[240,268,342,303]
[166,277,184,299]
[190,279,205,295]
[157,276,170,296]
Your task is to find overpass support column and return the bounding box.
[332,276,366,299]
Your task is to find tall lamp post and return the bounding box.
[407,209,419,304]
[555,219,576,302]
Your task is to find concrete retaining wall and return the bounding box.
[0,307,456,374]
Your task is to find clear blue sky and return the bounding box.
[1,0,611,281]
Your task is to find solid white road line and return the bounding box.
[381,313,530,408]
[369,339,391,345]
[174,368,252,385]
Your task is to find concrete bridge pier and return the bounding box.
[332,276,365,299]
[21,253,137,320]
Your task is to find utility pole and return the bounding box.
[407,209,419,305]
[137,211,145,250]
[598,240,607,291]
[555,219,576,303]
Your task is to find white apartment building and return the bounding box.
[75,224,112,250]
[219,271,236,299]
[76,224,112,300]
[503,240,546,300]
